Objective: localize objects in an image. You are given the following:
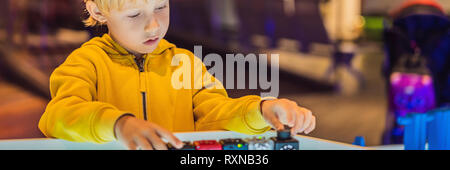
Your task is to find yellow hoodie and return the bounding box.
[38,34,271,143]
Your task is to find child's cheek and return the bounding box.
[127,18,147,33]
[156,13,170,29]
[155,9,170,20]
[128,17,142,25]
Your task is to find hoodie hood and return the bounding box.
[81,34,176,67]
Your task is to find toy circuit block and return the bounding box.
[271,127,299,150]
[219,138,248,150]
[247,137,274,150]
[194,140,223,150]
[167,141,196,150]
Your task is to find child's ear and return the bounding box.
[86,1,107,24]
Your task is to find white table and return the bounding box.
[0,130,371,150]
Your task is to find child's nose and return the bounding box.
[145,17,160,34]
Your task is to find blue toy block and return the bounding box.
[397,113,434,150]
[353,136,365,147]
[427,107,450,150]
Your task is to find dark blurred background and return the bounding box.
[0,0,449,146]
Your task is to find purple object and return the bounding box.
[389,72,436,118]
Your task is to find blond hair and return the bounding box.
[83,0,150,27]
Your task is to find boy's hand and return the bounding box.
[260,98,316,136]
[114,115,184,150]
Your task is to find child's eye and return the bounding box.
[155,5,167,11]
[128,13,141,18]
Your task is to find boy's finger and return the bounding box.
[285,102,297,127]
[134,136,153,150]
[271,117,285,131]
[146,130,168,150]
[293,110,304,134]
[290,110,298,136]
[272,104,288,125]
[273,103,297,127]
[126,140,138,150]
[263,110,284,130]
[153,126,183,149]
[299,107,313,133]
[305,116,316,134]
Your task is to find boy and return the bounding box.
[38,0,316,150]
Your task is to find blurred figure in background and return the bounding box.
[0,0,91,139]
[382,0,450,144]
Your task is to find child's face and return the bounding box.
[105,0,170,56]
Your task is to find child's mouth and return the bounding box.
[144,37,159,46]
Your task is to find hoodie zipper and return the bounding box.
[135,57,148,121]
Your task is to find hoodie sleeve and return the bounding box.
[38,48,130,143]
[184,51,271,135]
